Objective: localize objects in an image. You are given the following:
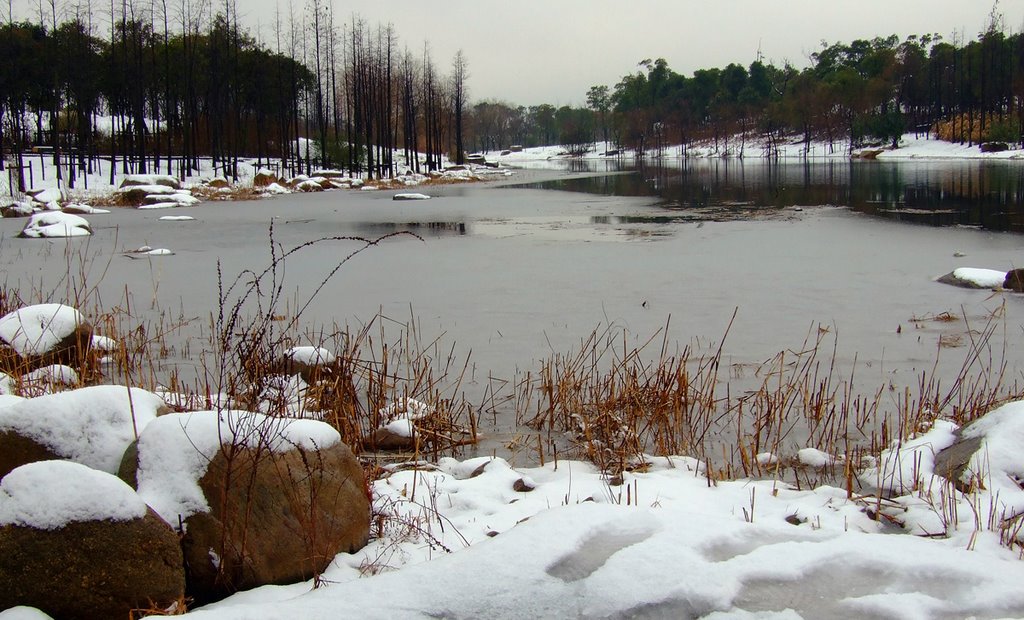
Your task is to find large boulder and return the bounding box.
[122,410,370,604]
[114,184,176,206]
[0,385,168,478]
[933,401,1024,496]
[0,304,93,372]
[0,461,185,620]
[253,169,281,187]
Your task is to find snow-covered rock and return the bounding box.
[0,385,167,476]
[119,174,181,190]
[61,203,109,215]
[125,410,367,604]
[0,461,184,619]
[158,215,196,221]
[393,193,431,201]
[17,212,91,238]
[27,188,64,206]
[0,304,88,360]
[1,202,34,218]
[936,267,1006,289]
[261,182,290,195]
[0,461,147,529]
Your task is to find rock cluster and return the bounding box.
[0,309,370,617]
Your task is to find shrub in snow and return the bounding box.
[121,410,370,604]
[17,212,91,238]
[0,461,185,619]
[0,385,168,478]
[0,303,93,371]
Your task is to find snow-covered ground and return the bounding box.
[170,409,1024,618]
[486,133,1024,165]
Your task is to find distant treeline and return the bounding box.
[0,1,468,190]
[468,11,1024,156]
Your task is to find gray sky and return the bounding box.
[14,0,1024,106]
[240,0,1024,106]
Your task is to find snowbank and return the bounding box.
[180,442,1024,618]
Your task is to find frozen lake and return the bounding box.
[2,160,1023,454]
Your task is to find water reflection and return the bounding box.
[524,159,1024,232]
[350,221,468,238]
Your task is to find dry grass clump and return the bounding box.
[515,305,1020,489]
[189,185,264,202]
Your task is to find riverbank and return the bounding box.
[484,132,1024,164]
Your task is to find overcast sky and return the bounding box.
[14,0,1024,106]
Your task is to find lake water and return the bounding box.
[2,159,1023,459]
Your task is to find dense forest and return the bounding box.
[471,11,1024,157]
[4,3,1024,193]
[0,0,469,190]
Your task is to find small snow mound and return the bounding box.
[0,461,147,530]
[284,346,336,366]
[262,182,291,194]
[158,215,195,222]
[18,212,91,238]
[379,397,432,421]
[797,448,836,468]
[91,336,118,350]
[21,364,79,393]
[393,193,431,201]
[138,202,185,210]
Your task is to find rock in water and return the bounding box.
[1004,268,1024,292]
[0,303,94,372]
